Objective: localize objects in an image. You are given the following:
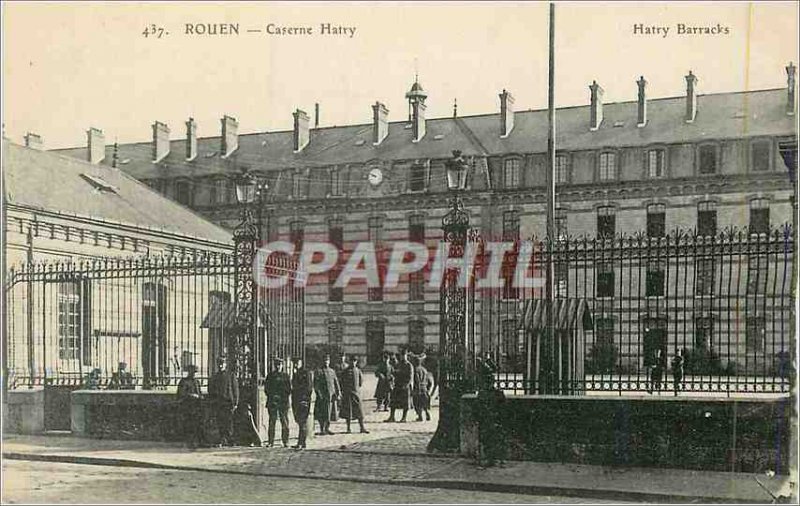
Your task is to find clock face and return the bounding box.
[368,168,383,186]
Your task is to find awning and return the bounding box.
[200,299,272,329]
[518,299,593,332]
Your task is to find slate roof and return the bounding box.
[53,88,795,181]
[3,140,232,244]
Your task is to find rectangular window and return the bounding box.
[409,164,426,192]
[368,217,383,301]
[409,271,425,301]
[599,152,616,181]
[647,149,665,178]
[409,215,425,243]
[58,282,81,361]
[698,145,717,174]
[502,210,520,241]
[215,179,227,204]
[555,262,568,297]
[751,140,771,172]
[502,319,520,367]
[328,320,344,347]
[695,257,716,296]
[555,208,568,240]
[596,317,614,347]
[596,261,615,298]
[697,201,717,236]
[746,316,765,352]
[292,172,302,198]
[647,204,666,238]
[555,155,569,183]
[695,316,713,349]
[176,181,192,206]
[503,159,520,189]
[747,255,768,295]
[329,268,343,302]
[597,206,616,238]
[408,320,426,354]
[646,259,665,297]
[290,221,304,251]
[749,199,770,234]
[330,168,343,196]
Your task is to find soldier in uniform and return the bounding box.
[264,358,292,447]
[177,364,204,448]
[340,355,369,434]
[411,355,434,421]
[291,357,313,449]
[332,352,348,420]
[314,355,340,435]
[208,358,238,447]
[386,348,414,423]
[373,352,394,412]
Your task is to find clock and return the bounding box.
[368,168,383,187]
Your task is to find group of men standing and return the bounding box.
[374,348,436,423]
[177,353,376,449]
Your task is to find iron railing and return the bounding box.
[454,225,795,396]
[5,252,304,389]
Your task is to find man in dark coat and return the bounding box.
[208,358,239,447]
[332,353,348,420]
[177,364,204,448]
[291,357,313,449]
[264,358,292,447]
[314,355,340,435]
[387,349,414,423]
[411,355,434,422]
[339,355,369,434]
[374,352,394,412]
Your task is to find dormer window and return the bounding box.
[330,168,343,196]
[751,140,772,172]
[409,164,426,192]
[555,154,570,184]
[698,144,718,174]
[598,152,616,181]
[647,148,666,178]
[503,158,520,189]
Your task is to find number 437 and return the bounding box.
[142,24,167,38]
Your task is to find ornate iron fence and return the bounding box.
[5,252,304,389]
[461,225,795,396]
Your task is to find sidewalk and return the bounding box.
[2,403,793,504]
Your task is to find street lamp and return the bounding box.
[428,150,471,454]
[232,166,266,436]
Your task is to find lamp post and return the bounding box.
[232,167,267,432]
[428,150,471,454]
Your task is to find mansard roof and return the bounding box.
[53,88,794,181]
[4,140,232,244]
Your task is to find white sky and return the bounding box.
[2,1,798,149]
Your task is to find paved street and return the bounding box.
[2,460,623,504]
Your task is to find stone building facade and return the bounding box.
[54,65,797,369]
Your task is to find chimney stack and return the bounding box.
[786,62,796,116]
[685,71,698,123]
[87,127,105,164]
[24,132,43,150]
[315,103,320,128]
[152,121,170,162]
[636,76,648,127]
[372,102,389,145]
[221,115,238,157]
[589,81,604,131]
[185,117,197,160]
[293,109,310,152]
[499,89,515,137]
